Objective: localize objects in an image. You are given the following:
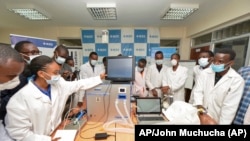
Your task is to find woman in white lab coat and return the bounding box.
[5,55,105,141]
[162,53,188,101]
[193,48,244,124]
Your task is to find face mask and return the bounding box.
[137,67,144,72]
[55,53,66,64]
[155,59,163,65]
[198,58,209,67]
[43,72,60,85]
[27,55,41,64]
[20,53,40,64]
[170,59,178,66]
[211,63,228,73]
[0,76,20,90]
[71,67,75,72]
[90,60,97,66]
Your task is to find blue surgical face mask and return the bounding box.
[211,63,229,73]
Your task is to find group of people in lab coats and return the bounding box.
[133,48,250,125]
[0,43,106,141]
[134,51,188,102]
[1,42,250,141]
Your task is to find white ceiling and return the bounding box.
[0,0,229,28]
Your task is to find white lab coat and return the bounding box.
[162,65,188,101]
[0,120,14,141]
[193,67,245,124]
[77,62,104,101]
[145,64,168,97]
[133,67,148,97]
[189,65,204,104]
[5,76,102,141]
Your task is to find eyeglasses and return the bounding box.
[20,50,42,55]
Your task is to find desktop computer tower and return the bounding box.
[86,82,132,122]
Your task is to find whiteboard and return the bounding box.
[179,60,196,89]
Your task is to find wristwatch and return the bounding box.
[197,108,207,115]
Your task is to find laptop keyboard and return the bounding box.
[138,116,165,121]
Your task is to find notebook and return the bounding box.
[135,97,166,124]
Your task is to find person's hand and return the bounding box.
[52,137,61,141]
[100,73,106,80]
[151,89,158,97]
[161,86,170,94]
[198,113,217,125]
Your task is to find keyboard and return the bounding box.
[138,116,165,121]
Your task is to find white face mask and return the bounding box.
[55,54,66,64]
[198,58,209,67]
[155,59,163,65]
[43,72,60,85]
[71,67,75,72]
[90,60,97,66]
[137,67,144,72]
[171,59,178,66]
[0,76,20,90]
[28,55,41,64]
[20,53,41,64]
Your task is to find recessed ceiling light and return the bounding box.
[87,3,117,20]
[161,3,199,20]
[7,4,50,20]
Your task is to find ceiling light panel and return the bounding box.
[9,8,50,20]
[161,3,199,20]
[6,3,50,20]
[87,3,117,20]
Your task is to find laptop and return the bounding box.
[135,97,166,124]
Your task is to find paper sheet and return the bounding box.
[54,130,77,141]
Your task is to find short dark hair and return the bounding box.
[29,55,54,75]
[89,52,98,58]
[171,53,180,59]
[14,41,34,52]
[0,45,24,66]
[54,44,69,54]
[102,56,107,63]
[200,50,214,57]
[138,58,147,64]
[66,56,74,63]
[155,51,163,57]
[216,48,236,60]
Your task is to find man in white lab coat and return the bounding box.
[78,52,104,107]
[193,48,245,124]
[189,50,214,104]
[146,51,168,97]
[0,45,25,141]
[162,53,188,102]
[133,58,148,97]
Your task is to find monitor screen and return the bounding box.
[106,56,135,82]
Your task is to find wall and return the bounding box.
[0,26,191,60]
[187,0,250,37]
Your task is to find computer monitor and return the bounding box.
[106,56,135,82]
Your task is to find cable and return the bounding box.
[102,98,134,134]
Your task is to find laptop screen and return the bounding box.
[136,97,162,114]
